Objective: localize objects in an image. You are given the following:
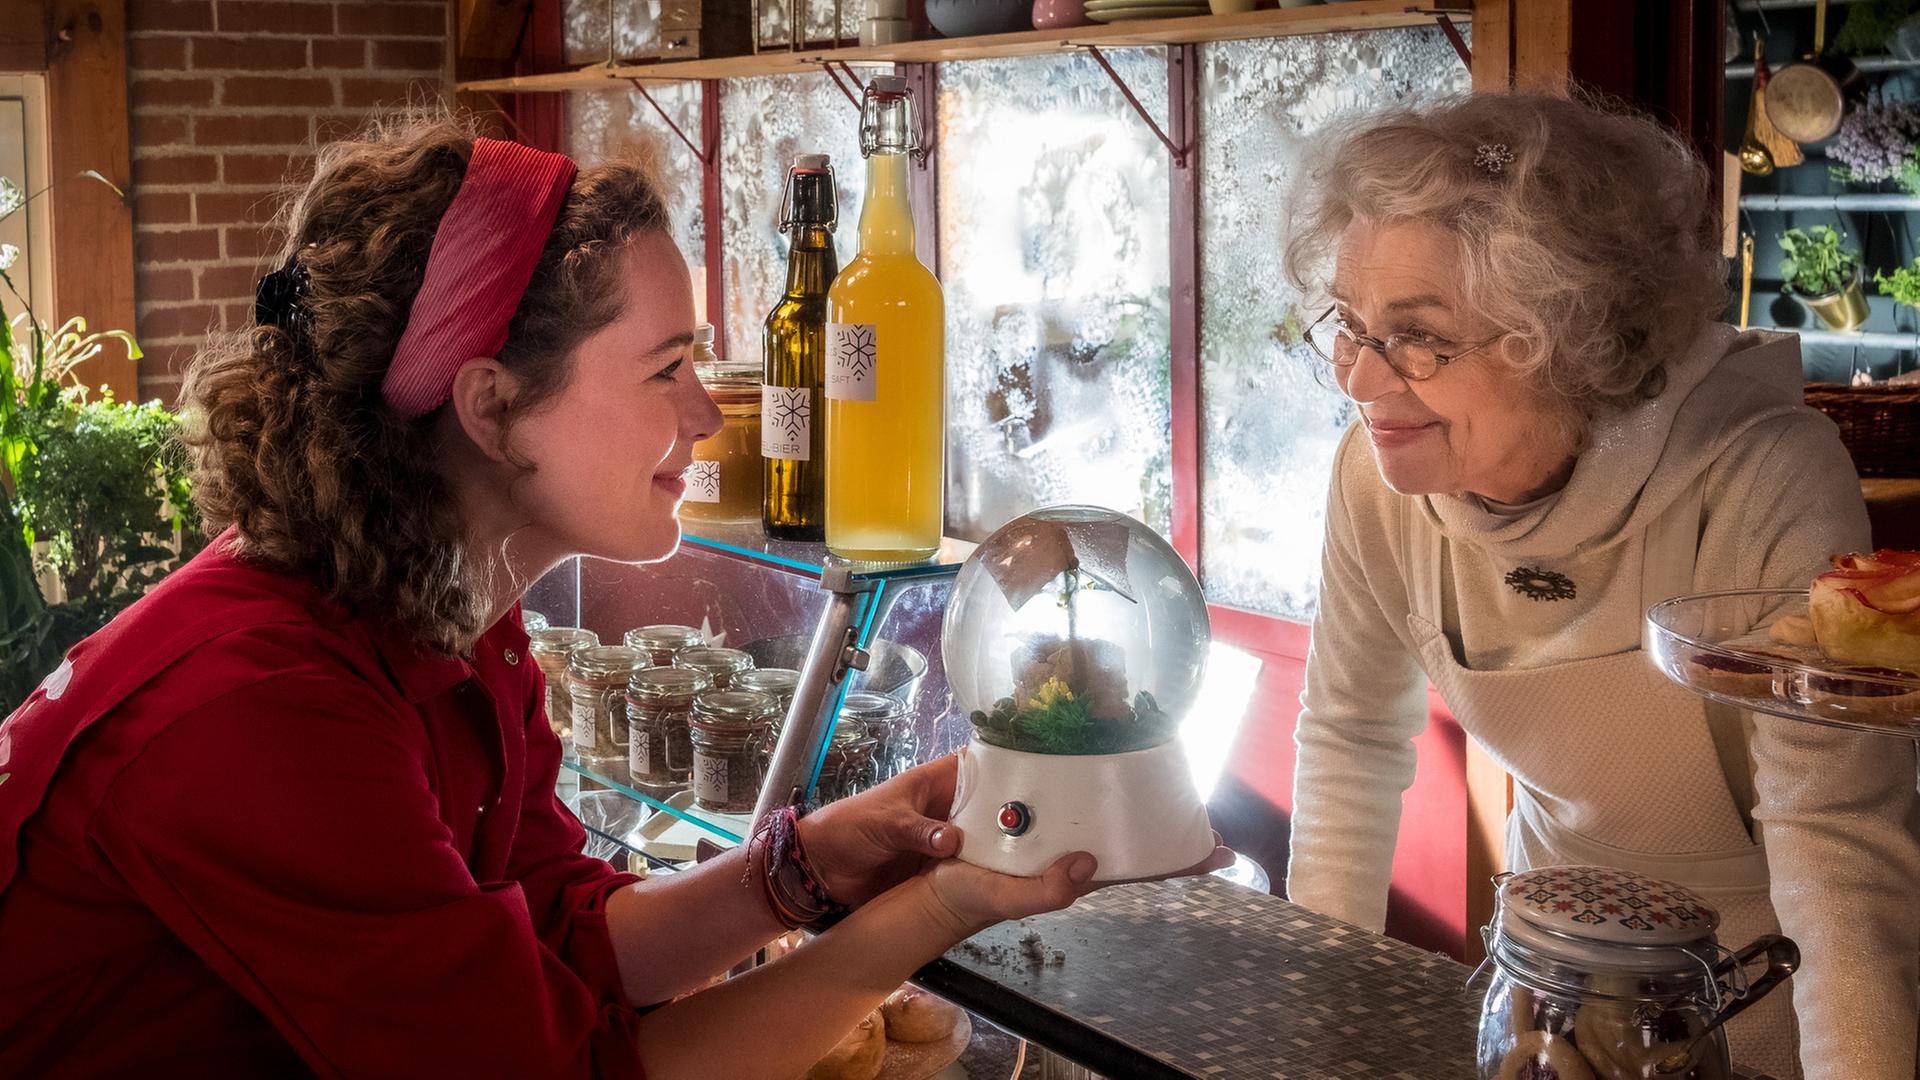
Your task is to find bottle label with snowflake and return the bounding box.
[825,322,878,402]
[682,460,721,503]
[761,385,812,460]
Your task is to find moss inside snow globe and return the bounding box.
[943,506,1210,756]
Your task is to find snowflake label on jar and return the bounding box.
[683,460,721,503]
[695,754,729,806]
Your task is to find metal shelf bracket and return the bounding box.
[628,79,715,166]
[1080,44,1192,168]
[1434,12,1471,70]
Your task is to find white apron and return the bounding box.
[1403,480,1801,1077]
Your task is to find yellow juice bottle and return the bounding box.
[825,75,945,564]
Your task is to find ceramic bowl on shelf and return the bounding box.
[1031,0,1094,29]
[926,0,1033,37]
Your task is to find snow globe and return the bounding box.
[942,505,1215,880]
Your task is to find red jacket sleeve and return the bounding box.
[506,681,644,1009]
[89,673,644,1080]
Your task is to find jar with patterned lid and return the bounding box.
[1475,865,1798,1080]
[529,627,597,742]
[568,645,649,779]
[623,624,706,667]
[674,645,755,689]
[688,689,778,812]
[733,667,800,716]
[626,666,710,798]
[837,691,911,781]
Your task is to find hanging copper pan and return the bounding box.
[1766,0,1859,143]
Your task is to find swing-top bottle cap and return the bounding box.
[792,153,830,170]
[868,75,909,94]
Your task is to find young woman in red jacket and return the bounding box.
[0,114,1231,1077]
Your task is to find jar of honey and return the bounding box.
[568,645,650,781]
[627,666,711,798]
[623,624,706,667]
[689,689,780,813]
[674,645,755,689]
[529,627,598,743]
[681,328,762,526]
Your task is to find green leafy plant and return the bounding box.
[1833,0,1918,55]
[969,683,1169,756]
[1875,260,1920,307]
[1778,226,1862,298]
[0,171,202,709]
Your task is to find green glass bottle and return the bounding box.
[761,154,839,542]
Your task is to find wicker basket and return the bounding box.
[1803,383,1920,478]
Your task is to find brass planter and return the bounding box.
[1800,270,1871,332]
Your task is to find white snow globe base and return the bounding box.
[948,735,1215,882]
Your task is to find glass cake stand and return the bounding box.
[1646,589,1920,739]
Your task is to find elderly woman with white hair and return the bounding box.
[1282,93,1920,1078]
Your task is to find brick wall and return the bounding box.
[126,0,451,402]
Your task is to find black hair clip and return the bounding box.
[253,256,311,334]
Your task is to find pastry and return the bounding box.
[1802,664,1920,723]
[1573,1002,1694,1080]
[1681,649,1794,697]
[1810,550,1920,670]
[804,1010,886,1080]
[1495,1030,1597,1080]
[880,985,962,1044]
[1768,613,1818,648]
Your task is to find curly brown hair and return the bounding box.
[180,112,670,652]
[1284,91,1729,435]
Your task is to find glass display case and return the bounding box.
[522,523,977,857]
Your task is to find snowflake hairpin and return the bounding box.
[1473,143,1515,175]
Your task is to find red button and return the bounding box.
[997,801,1030,836]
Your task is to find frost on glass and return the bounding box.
[567,86,707,316]
[563,0,666,65]
[1198,28,1468,621]
[719,73,866,365]
[938,51,1173,544]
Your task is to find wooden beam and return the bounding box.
[1468,0,1509,90]
[0,1,47,72]
[45,0,135,402]
[456,0,532,63]
[1509,0,1572,94]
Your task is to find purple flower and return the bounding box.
[1829,102,1920,182]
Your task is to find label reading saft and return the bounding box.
[825,322,877,402]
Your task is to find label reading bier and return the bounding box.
[762,385,812,460]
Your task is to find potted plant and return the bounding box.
[1779,226,1871,332]
[1828,101,1920,194]
[1875,258,1920,312]
[0,174,203,708]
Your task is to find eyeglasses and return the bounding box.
[1302,305,1505,382]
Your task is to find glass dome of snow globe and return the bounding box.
[943,506,1210,757]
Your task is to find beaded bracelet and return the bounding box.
[747,806,850,931]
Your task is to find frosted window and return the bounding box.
[567,86,707,318]
[563,0,665,65]
[937,50,1173,543]
[719,73,866,365]
[1197,28,1469,620]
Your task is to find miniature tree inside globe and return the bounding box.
[944,506,1209,756]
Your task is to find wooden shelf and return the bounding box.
[458,1,1471,92]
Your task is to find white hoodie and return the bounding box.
[1288,323,1920,1078]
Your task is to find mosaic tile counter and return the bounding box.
[916,873,1480,1079]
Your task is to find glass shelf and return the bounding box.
[680,522,977,581]
[563,750,749,845]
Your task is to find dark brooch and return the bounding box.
[1505,566,1576,602]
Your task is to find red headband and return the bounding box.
[382,137,577,419]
